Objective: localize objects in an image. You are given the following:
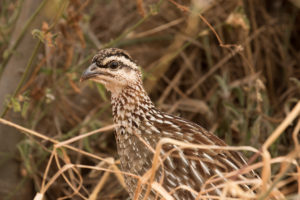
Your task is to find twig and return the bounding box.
[1,40,41,117]
[0,0,48,76]
[261,101,300,192]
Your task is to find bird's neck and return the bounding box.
[111,83,155,128]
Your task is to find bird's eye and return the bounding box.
[108,61,119,69]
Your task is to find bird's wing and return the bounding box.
[143,111,258,197]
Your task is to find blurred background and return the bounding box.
[0,0,299,199]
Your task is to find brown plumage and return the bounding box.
[81,48,259,199]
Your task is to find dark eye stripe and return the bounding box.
[92,53,136,69]
[106,53,134,62]
[95,61,104,68]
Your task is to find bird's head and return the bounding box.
[81,48,142,95]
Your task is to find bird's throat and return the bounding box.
[111,83,155,132]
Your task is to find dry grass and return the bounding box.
[0,0,299,199]
[0,101,299,199]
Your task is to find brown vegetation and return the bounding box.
[0,0,299,199]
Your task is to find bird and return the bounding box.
[80,48,259,199]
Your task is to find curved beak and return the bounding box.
[80,63,98,82]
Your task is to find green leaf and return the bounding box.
[96,84,108,101]
[3,49,10,59]
[250,116,261,144]
[83,137,93,153]
[21,101,30,118]
[32,29,45,43]
[11,97,21,112]
[233,87,245,106]
[17,140,33,175]
[215,75,230,98]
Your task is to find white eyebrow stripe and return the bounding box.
[103,56,138,69]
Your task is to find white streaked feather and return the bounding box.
[210,183,222,196]
[200,160,210,175]
[190,161,204,184]
[174,146,189,167]
[150,126,160,134]
[203,153,214,162]
[222,157,239,170]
